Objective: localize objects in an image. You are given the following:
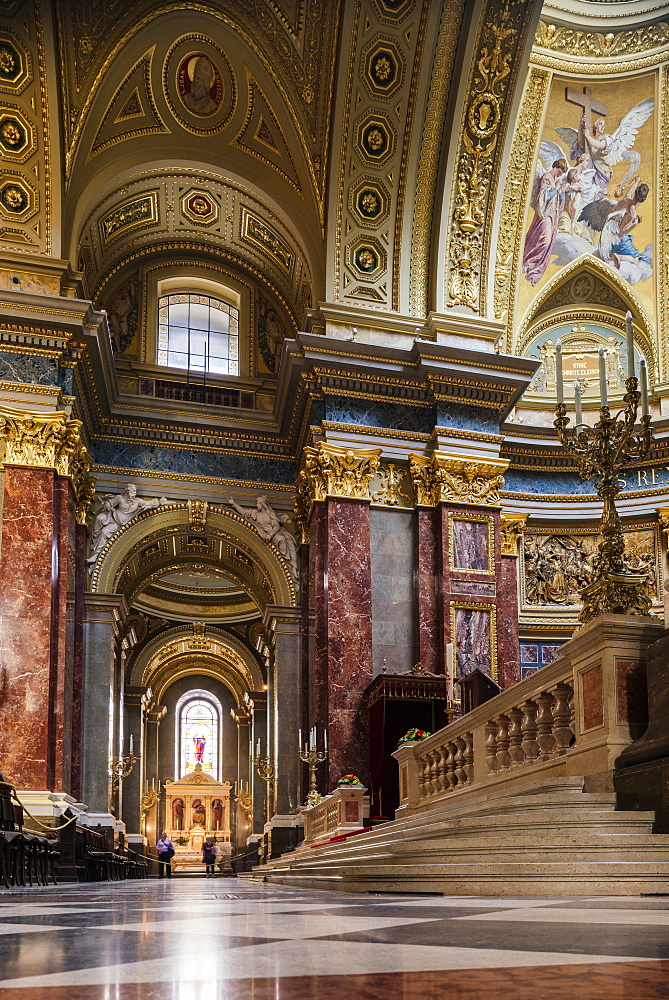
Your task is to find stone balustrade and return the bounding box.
[393,615,663,818]
[300,785,370,847]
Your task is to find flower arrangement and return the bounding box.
[174,835,190,846]
[398,728,431,745]
[337,774,362,785]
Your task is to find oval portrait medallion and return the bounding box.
[177,52,223,117]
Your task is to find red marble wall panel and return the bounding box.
[415,507,441,673]
[309,502,328,742]
[325,498,373,785]
[48,476,74,792]
[581,663,604,730]
[616,658,647,727]
[0,467,56,788]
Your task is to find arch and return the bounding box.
[127,621,265,700]
[90,501,296,610]
[515,255,657,381]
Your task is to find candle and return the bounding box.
[640,358,649,416]
[555,340,564,404]
[256,738,260,757]
[298,728,302,751]
[598,345,608,406]
[575,379,582,426]
[626,310,635,378]
[129,734,133,753]
[446,643,454,703]
[323,728,328,750]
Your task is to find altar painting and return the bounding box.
[518,72,656,322]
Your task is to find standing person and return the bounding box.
[156,831,174,879]
[202,836,217,877]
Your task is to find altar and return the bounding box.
[163,764,233,872]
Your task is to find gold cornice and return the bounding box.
[534,19,669,60]
[321,420,432,443]
[500,511,529,556]
[0,405,92,495]
[294,441,381,543]
[91,464,294,492]
[409,451,508,508]
[530,49,669,73]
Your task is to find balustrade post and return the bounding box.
[454,737,466,787]
[463,732,474,784]
[508,707,524,766]
[521,700,540,762]
[485,721,499,774]
[536,692,556,758]
[445,742,458,791]
[435,748,447,794]
[552,683,574,754]
[418,755,429,798]
[496,715,511,770]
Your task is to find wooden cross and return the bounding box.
[565,86,608,131]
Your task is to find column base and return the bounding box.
[265,814,304,859]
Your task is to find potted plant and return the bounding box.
[397,728,431,745]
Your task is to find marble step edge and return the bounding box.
[261,860,669,879]
[248,873,669,897]
[280,841,669,863]
[275,849,669,871]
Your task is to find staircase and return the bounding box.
[238,779,669,896]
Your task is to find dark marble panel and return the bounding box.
[92,442,297,485]
[451,580,496,596]
[0,352,59,385]
[582,663,604,730]
[324,395,432,434]
[415,508,440,674]
[504,470,593,495]
[498,555,520,689]
[437,402,499,434]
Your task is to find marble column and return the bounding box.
[415,507,442,674]
[122,686,146,835]
[70,521,88,801]
[249,693,267,834]
[235,716,251,845]
[499,514,527,689]
[143,705,165,842]
[0,465,74,791]
[82,593,128,817]
[325,497,374,785]
[264,606,302,816]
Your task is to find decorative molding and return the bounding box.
[660,64,669,384]
[534,19,669,59]
[500,511,528,557]
[294,441,382,542]
[445,0,535,313]
[0,404,92,491]
[409,451,508,507]
[494,66,549,337]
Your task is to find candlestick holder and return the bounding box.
[109,750,140,793]
[554,374,654,624]
[253,754,276,823]
[299,743,329,807]
[235,788,253,819]
[140,787,158,837]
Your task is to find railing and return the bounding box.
[300,786,370,847]
[393,615,662,818]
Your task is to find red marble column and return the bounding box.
[0,466,75,792]
[70,521,88,801]
[498,555,521,689]
[325,497,373,785]
[309,502,328,741]
[415,507,442,674]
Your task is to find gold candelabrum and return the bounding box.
[109,748,140,793]
[554,317,653,625]
[140,786,159,838]
[252,749,275,824]
[299,727,328,807]
[235,787,253,819]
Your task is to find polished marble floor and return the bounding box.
[0,879,668,998]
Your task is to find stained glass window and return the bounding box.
[158,293,239,375]
[175,690,222,779]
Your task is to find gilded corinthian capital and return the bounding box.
[500,512,528,556]
[0,405,93,508]
[294,442,382,542]
[409,452,508,507]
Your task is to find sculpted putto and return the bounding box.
[228,496,299,580]
[87,483,168,565]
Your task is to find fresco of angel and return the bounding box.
[522,92,654,287]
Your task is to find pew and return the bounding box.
[0,781,59,887]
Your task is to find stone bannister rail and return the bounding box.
[299,785,370,848]
[393,615,663,819]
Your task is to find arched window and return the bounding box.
[158,293,239,375]
[175,689,223,779]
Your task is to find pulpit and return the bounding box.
[163,764,233,872]
[364,666,448,819]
